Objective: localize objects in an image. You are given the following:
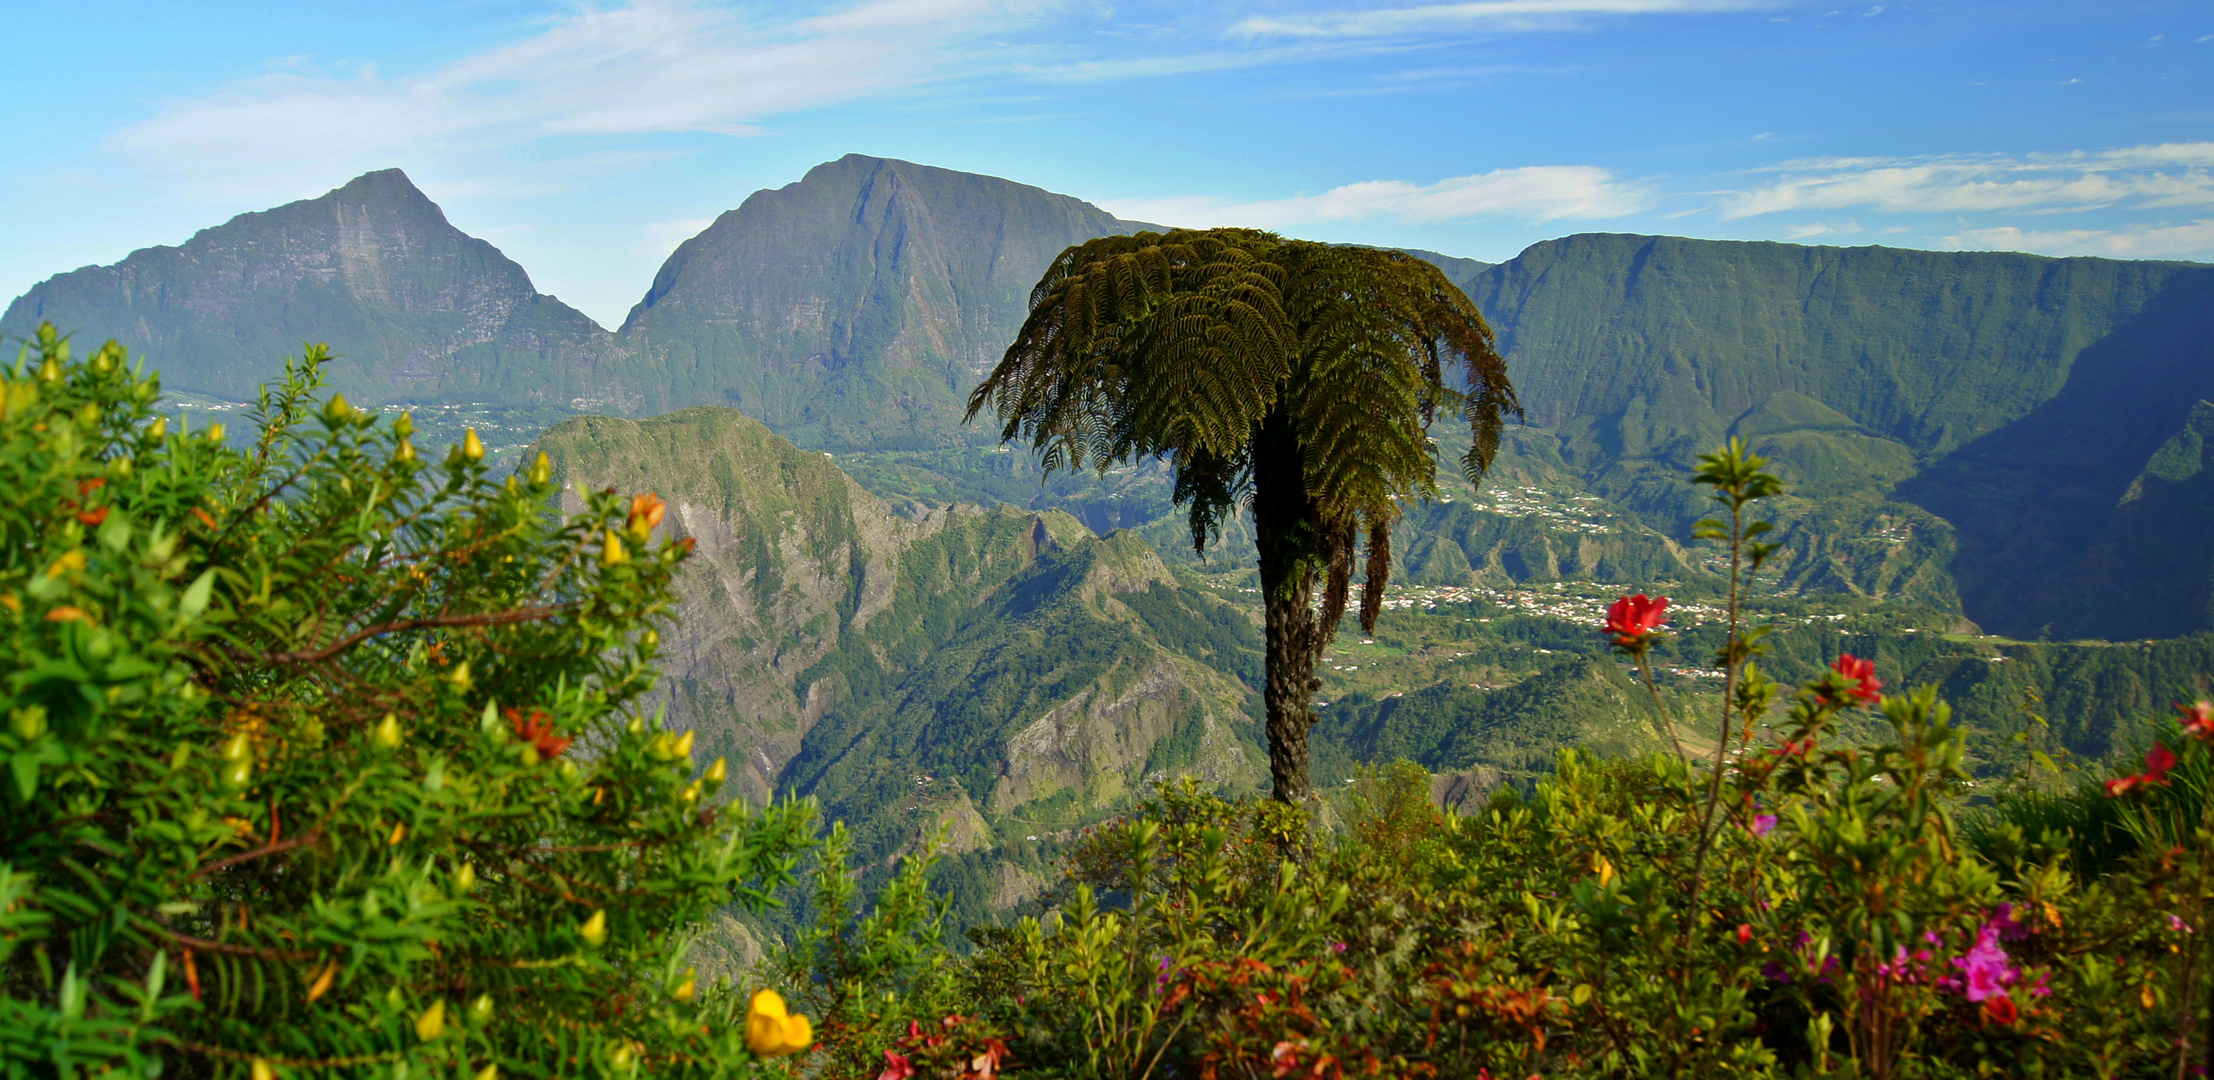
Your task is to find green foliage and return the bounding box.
[968,227,1521,802]
[0,326,816,1077]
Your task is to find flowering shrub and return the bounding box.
[0,327,817,1077]
[772,438,2198,1079]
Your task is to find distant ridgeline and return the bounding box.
[13,159,2214,930]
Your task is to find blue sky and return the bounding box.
[4,0,2209,328]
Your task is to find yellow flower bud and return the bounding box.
[462,428,484,461]
[468,993,494,1025]
[681,780,701,804]
[372,713,402,751]
[205,422,225,444]
[448,661,472,692]
[529,452,552,486]
[455,862,477,893]
[672,967,697,1004]
[580,909,607,948]
[388,822,406,847]
[222,732,252,762]
[601,530,628,567]
[324,394,353,425]
[673,729,694,760]
[251,1058,275,1080]
[395,439,416,463]
[414,999,446,1041]
[473,1066,498,1080]
[705,756,728,785]
[148,417,168,440]
[306,958,337,1002]
[221,758,252,791]
[745,990,814,1057]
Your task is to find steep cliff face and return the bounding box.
[3,169,628,409]
[1464,235,2214,631]
[616,154,1152,449]
[534,407,1266,865]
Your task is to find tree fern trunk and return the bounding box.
[1254,412,1322,804]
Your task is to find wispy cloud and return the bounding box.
[1940,221,2214,261]
[1233,0,1772,38]
[1722,143,2214,219]
[1099,166,1651,228]
[107,0,1032,200]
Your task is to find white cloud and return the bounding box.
[1781,218,1861,239]
[1721,143,2214,219]
[106,0,1032,200]
[1099,165,1650,229]
[1233,0,1770,38]
[1940,221,2214,261]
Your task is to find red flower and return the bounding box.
[507,707,573,760]
[1983,995,2018,1025]
[1604,594,1668,649]
[2182,701,2214,741]
[1736,924,1753,945]
[2144,742,2178,786]
[877,1051,916,1080]
[1829,654,1882,706]
[2105,774,2142,798]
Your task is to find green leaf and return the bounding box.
[178,569,215,619]
[9,752,37,802]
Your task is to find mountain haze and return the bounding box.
[3,169,631,410]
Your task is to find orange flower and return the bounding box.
[627,492,667,540]
[1983,995,2018,1025]
[506,708,573,760]
[76,506,109,526]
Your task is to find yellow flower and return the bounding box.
[415,999,446,1041]
[462,428,484,461]
[580,909,607,948]
[745,989,814,1058]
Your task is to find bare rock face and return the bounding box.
[534,406,1267,869]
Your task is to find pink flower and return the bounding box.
[1750,813,1778,837]
[877,1050,916,1080]
[1605,594,1668,650]
[1955,925,2018,1003]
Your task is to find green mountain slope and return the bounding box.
[532,407,1266,909]
[1458,235,2214,635]
[2,169,629,411]
[616,154,1154,449]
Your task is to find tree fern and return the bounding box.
[967,229,1519,801]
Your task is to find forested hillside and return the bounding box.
[532,407,1267,926]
